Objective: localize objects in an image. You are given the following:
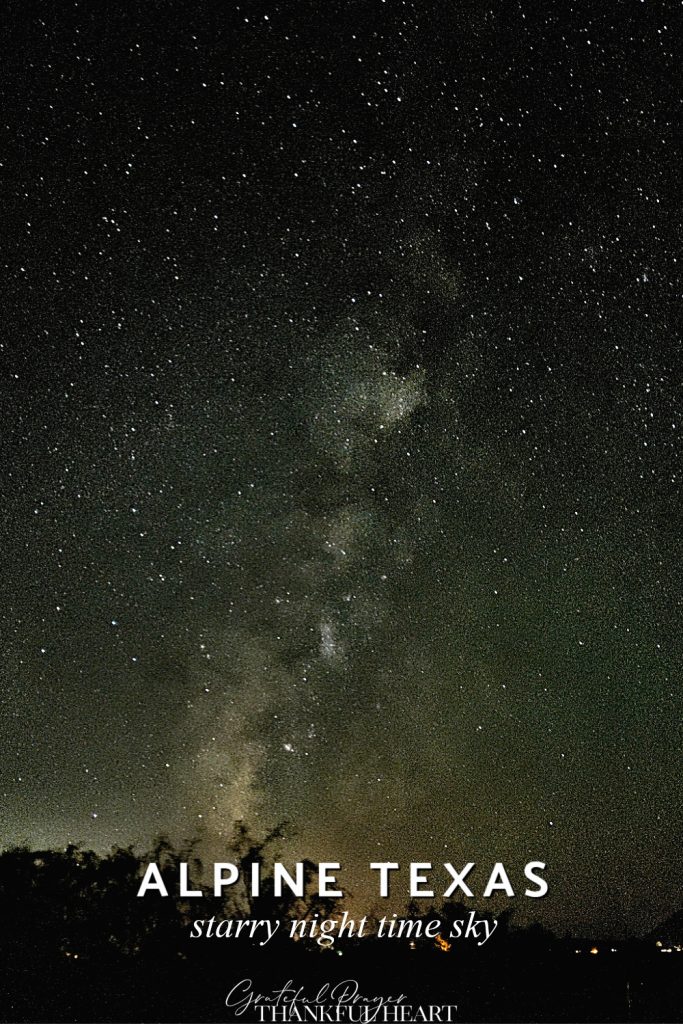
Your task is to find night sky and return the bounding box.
[1,1,680,935]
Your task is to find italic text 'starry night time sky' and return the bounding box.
[0,0,680,936]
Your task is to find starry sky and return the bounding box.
[0,1,680,935]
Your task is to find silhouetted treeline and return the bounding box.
[0,830,681,1023]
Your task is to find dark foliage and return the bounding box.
[0,835,681,1023]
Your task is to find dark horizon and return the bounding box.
[1,829,680,944]
[3,834,683,943]
[2,836,683,1022]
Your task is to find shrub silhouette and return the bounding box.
[0,830,681,1022]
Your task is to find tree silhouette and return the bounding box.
[0,833,681,1022]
